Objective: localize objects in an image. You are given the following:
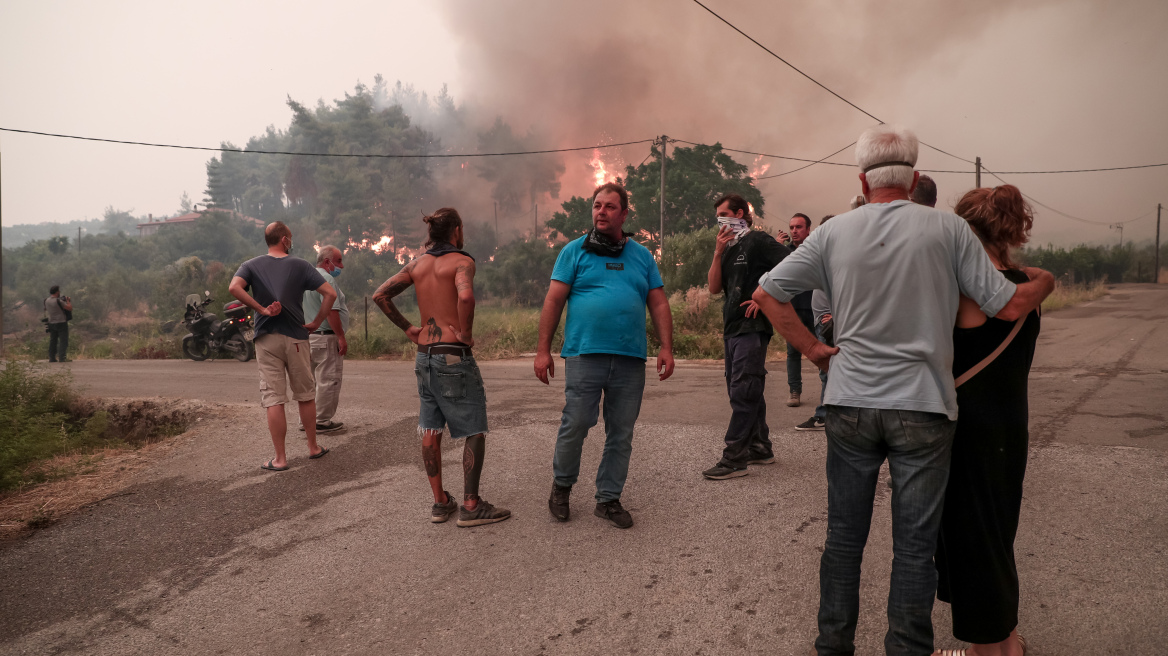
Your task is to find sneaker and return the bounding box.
[795,417,826,431]
[548,483,571,522]
[431,491,458,523]
[456,498,512,527]
[747,454,776,465]
[316,420,344,432]
[702,464,749,480]
[787,392,801,407]
[594,500,633,529]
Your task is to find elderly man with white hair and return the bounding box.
[301,244,349,433]
[751,125,1054,655]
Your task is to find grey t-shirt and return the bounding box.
[44,296,68,324]
[234,255,327,341]
[758,199,1017,420]
[302,267,350,333]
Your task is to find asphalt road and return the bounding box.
[2,283,1166,655]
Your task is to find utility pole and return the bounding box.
[391,211,396,260]
[535,203,538,237]
[78,226,81,255]
[1156,203,1162,284]
[1110,223,1124,248]
[494,201,498,250]
[975,156,982,188]
[659,135,668,261]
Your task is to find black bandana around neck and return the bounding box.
[581,229,633,258]
[425,241,474,261]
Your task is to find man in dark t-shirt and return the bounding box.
[230,221,336,472]
[702,194,790,479]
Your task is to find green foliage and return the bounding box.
[47,236,71,255]
[475,118,564,215]
[546,196,593,241]
[659,227,718,293]
[0,362,76,490]
[623,142,765,247]
[1019,242,1166,284]
[477,238,565,305]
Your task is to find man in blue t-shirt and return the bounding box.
[534,183,674,529]
[230,221,336,473]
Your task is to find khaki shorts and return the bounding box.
[255,333,315,407]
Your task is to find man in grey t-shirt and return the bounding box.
[44,285,73,362]
[752,125,1054,654]
[230,222,336,472]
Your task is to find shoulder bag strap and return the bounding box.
[954,317,1026,388]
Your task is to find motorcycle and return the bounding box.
[181,291,256,362]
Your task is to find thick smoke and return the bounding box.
[433,0,1168,244]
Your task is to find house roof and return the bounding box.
[137,208,263,229]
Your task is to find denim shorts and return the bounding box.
[415,352,488,439]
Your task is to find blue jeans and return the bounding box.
[552,354,646,503]
[816,406,956,656]
[786,309,816,394]
[814,322,829,420]
[414,351,489,439]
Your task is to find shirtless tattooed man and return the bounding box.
[373,208,511,527]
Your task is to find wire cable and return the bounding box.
[672,138,974,173]
[981,163,1155,227]
[756,142,857,180]
[688,0,977,166]
[0,127,654,159]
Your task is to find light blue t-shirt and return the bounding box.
[551,236,665,360]
[757,200,1017,420]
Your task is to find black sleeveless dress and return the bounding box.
[935,269,1041,644]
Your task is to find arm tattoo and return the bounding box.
[454,260,475,294]
[372,262,416,332]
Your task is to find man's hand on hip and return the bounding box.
[405,326,422,344]
[259,301,282,317]
[534,350,555,385]
[805,341,839,372]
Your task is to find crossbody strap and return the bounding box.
[954,317,1025,388]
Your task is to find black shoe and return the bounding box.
[548,483,571,522]
[747,454,776,465]
[795,417,826,431]
[456,498,512,527]
[431,490,458,523]
[594,500,633,529]
[702,464,749,480]
[316,420,344,432]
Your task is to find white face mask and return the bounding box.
[716,216,751,246]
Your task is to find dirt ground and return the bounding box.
[0,283,1165,655]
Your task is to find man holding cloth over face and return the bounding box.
[701,194,790,480]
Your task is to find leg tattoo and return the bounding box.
[422,431,442,478]
[463,434,485,501]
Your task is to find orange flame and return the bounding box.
[749,155,771,179]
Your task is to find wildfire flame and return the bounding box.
[749,155,771,179]
[342,234,423,264]
[590,148,614,188]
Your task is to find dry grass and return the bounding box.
[1042,280,1109,313]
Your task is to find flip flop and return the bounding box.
[261,459,289,472]
[309,447,330,460]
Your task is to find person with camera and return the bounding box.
[43,285,73,363]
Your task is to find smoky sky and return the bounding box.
[437,0,1168,245]
[2,0,1166,247]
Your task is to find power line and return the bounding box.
[756,142,857,180]
[688,0,878,122]
[689,0,977,166]
[0,127,654,159]
[982,163,1155,227]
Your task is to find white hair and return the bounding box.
[855,125,919,191]
[316,245,341,265]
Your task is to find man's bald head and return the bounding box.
[265,221,292,246]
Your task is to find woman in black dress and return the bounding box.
[934,185,1040,656]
